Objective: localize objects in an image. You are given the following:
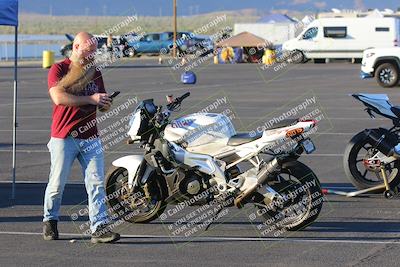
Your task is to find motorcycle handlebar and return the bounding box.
[176,92,190,103]
[166,92,190,110]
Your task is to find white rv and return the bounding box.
[282,17,400,63]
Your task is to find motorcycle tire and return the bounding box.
[105,166,167,223]
[343,130,400,190]
[256,161,323,232]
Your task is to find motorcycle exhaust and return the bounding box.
[234,158,280,208]
[364,129,398,156]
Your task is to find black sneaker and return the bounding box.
[91,225,120,244]
[43,220,59,241]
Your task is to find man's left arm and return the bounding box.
[97,72,112,112]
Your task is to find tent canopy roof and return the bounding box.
[216,31,271,48]
[258,14,296,23]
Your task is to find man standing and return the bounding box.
[43,32,120,243]
[106,34,114,60]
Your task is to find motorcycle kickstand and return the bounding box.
[204,205,225,231]
[204,192,236,231]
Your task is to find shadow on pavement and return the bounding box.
[0,215,87,223]
[0,182,88,208]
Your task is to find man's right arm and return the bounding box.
[48,63,111,107]
[49,86,107,107]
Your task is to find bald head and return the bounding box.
[71,32,98,65]
[74,32,95,45]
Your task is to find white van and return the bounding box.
[282,17,400,63]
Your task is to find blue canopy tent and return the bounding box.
[0,0,18,199]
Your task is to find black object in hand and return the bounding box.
[109,91,120,98]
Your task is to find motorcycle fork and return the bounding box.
[143,183,151,199]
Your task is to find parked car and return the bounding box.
[127,31,213,57]
[361,47,400,88]
[283,17,400,63]
[60,34,74,58]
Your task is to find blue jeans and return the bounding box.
[43,136,109,233]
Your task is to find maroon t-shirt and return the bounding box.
[48,58,106,139]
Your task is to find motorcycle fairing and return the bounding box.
[112,155,144,189]
[352,93,397,119]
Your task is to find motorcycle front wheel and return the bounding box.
[105,166,167,223]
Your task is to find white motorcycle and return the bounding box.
[105,92,323,231]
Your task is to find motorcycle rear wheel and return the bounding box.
[343,130,400,190]
[255,161,323,232]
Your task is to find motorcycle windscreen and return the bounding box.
[128,110,142,140]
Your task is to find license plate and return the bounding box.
[301,139,315,154]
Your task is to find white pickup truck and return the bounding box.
[361,47,400,88]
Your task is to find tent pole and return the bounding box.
[11,25,17,200]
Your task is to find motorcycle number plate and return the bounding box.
[301,139,315,154]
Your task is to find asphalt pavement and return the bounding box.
[0,58,399,266]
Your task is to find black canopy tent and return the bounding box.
[0,0,18,199]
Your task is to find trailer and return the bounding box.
[282,17,400,63]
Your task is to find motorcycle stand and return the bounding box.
[325,164,398,199]
[204,206,225,231]
[379,163,397,199]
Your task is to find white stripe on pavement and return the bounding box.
[0,231,398,245]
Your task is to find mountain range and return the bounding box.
[19,0,400,17]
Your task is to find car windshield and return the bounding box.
[302,27,318,40]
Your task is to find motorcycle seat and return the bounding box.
[228,132,263,146]
[266,119,299,130]
[228,119,299,146]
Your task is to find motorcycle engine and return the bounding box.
[172,170,212,204]
[179,173,203,196]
